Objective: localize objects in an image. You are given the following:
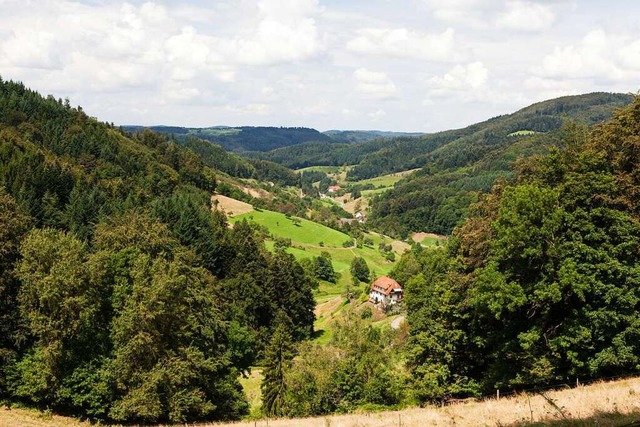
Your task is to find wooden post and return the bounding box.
[576,377,579,387]
[496,389,500,400]
[399,413,402,427]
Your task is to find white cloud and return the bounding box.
[496,1,555,32]
[161,80,201,104]
[522,76,578,101]
[218,0,324,65]
[368,109,387,120]
[353,68,397,99]
[618,40,640,69]
[540,30,640,81]
[346,27,457,61]
[1,29,62,69]
[425,0,494,27]
[425,0,556,32]
[427,61,488,96]
[226,103,272,116]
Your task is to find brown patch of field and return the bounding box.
[211,194,254,217]
[200,376,640,426]
[391,239,411,254]
[397,168,421,176]
[342,195,368,215]
[412,232,447,243]
[239,185,271,199]
[314,295,343,318]
[0,407,90,427]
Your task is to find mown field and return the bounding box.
[6,376,640,426]
[230,209,352,247]
[355,168,419,189]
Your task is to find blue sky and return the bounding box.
[1,0,638,131]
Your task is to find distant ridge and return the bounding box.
[122,125,334,152]
[323,129,426,143]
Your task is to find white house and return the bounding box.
[369,276,403,305]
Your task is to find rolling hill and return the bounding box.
[124,125,334,152]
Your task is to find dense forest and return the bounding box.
[397,96,640,402]
[324,129,426,144]
[367,93,634,236]
[125,125,334,152]
[0,78,316,423]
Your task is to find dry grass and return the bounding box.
[200,377,640,427]
[411,232,447,243]
[211,194,254,217]
[3,377,640,426]
[0,407,90,427]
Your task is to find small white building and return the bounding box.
[369,276,403,305]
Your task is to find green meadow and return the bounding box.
[230,209,351,247]
[508,129,537,136]
[296,165,346,174]
[354,172,408,188]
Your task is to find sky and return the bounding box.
[1,0,639,132]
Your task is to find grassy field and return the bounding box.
[355,169,420,189]
[238,368,263,418]
[230,209,351,247]
[296,165,346,174]
[508,129,537,136]
[8,376,640,426]
[412,232,447,247]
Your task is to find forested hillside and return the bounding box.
[398,96,640,402]
[245,138,392,169]
[368,93,634,236]
[0,78,316,423]
[125,125,334,152]
[324,129,426,143]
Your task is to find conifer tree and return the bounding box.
[261,311,295,417]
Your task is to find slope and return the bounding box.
[0,77,317,424]
[367,92,634,236]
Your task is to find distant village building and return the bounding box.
[355,212,365,223]
[327,185,341,193]
[369,276,403,305]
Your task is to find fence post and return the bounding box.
[496,389,500,400]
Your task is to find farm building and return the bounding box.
[369,276,403,305]
[327,185,341,193]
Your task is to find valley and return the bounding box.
[1,76,640,426]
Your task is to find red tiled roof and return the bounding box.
[370,276,402,296]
